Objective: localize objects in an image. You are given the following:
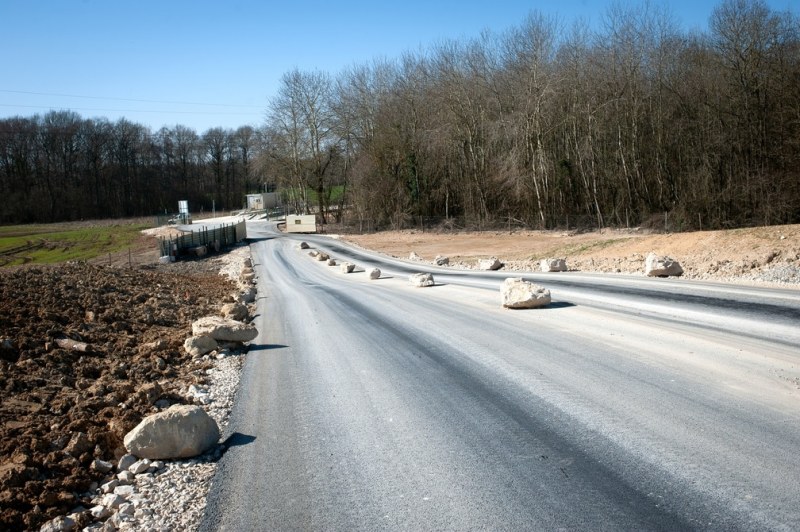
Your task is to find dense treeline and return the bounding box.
[2,0,798,230]
[0,112,262,223]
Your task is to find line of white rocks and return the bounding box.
[41,245,256,532]
[304,242,553,309]
[411,251,685,277]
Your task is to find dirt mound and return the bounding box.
[0,262,234,530]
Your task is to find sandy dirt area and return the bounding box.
[341,224,800,285]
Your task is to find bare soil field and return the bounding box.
[0,259,233,530]
[341,224,800,286]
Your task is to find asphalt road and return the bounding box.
[201,221,800,531]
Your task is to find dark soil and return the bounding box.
[0,260,234,530]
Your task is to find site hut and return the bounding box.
[246,192,279,211]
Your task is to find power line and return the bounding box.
[0,103,259,116]
[0,89,264,109]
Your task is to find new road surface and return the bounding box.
[201,220,800,531]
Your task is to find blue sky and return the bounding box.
[1,0,796,133]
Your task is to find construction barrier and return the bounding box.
[158,220,247,260]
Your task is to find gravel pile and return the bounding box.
[751,264,800,284]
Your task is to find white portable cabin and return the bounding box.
[246,193,279,211]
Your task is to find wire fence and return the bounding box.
[158,220,247,260]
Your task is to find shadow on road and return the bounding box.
[222,432,256,449]
[504,301,576,310]
[247,343,289,353]
[547,301,576,309]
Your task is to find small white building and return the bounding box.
[246,193,278,211]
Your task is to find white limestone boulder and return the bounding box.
[434,255,449,266]
[368,268,381,280]
[236,286,256,304]
[327,258,336,266]
[645,252,684,277]
[123,404,220,460]
[540,258,568,272]
[308,250,319,258]
[221,302,248,322]
[183,334,218,357]
[340,262,355,273]
[191,316,258,342]
[241,269,256,283]
[316,252,330,262]
[500,278,552,309]
[478,257,503,270]
[409,272,435,287]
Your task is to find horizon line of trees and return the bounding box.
[0,112,262,223]
[2,0,799,231]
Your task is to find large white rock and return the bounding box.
[123,404,220,459]
[316,252,330,262]
[645,252,684,277]
[500,278,552,309]
[434,255,449,266]
[327,258,336,266]
[340,262,355,273]
[183,334,218,357]
[191,316,258,342]
[221,302,248,322]
[540,258,568,272]
[409,272,435,287]
[368,268,381,280]
[308,250,319,258]
[236,286,256,304]
[478,257,503,270]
